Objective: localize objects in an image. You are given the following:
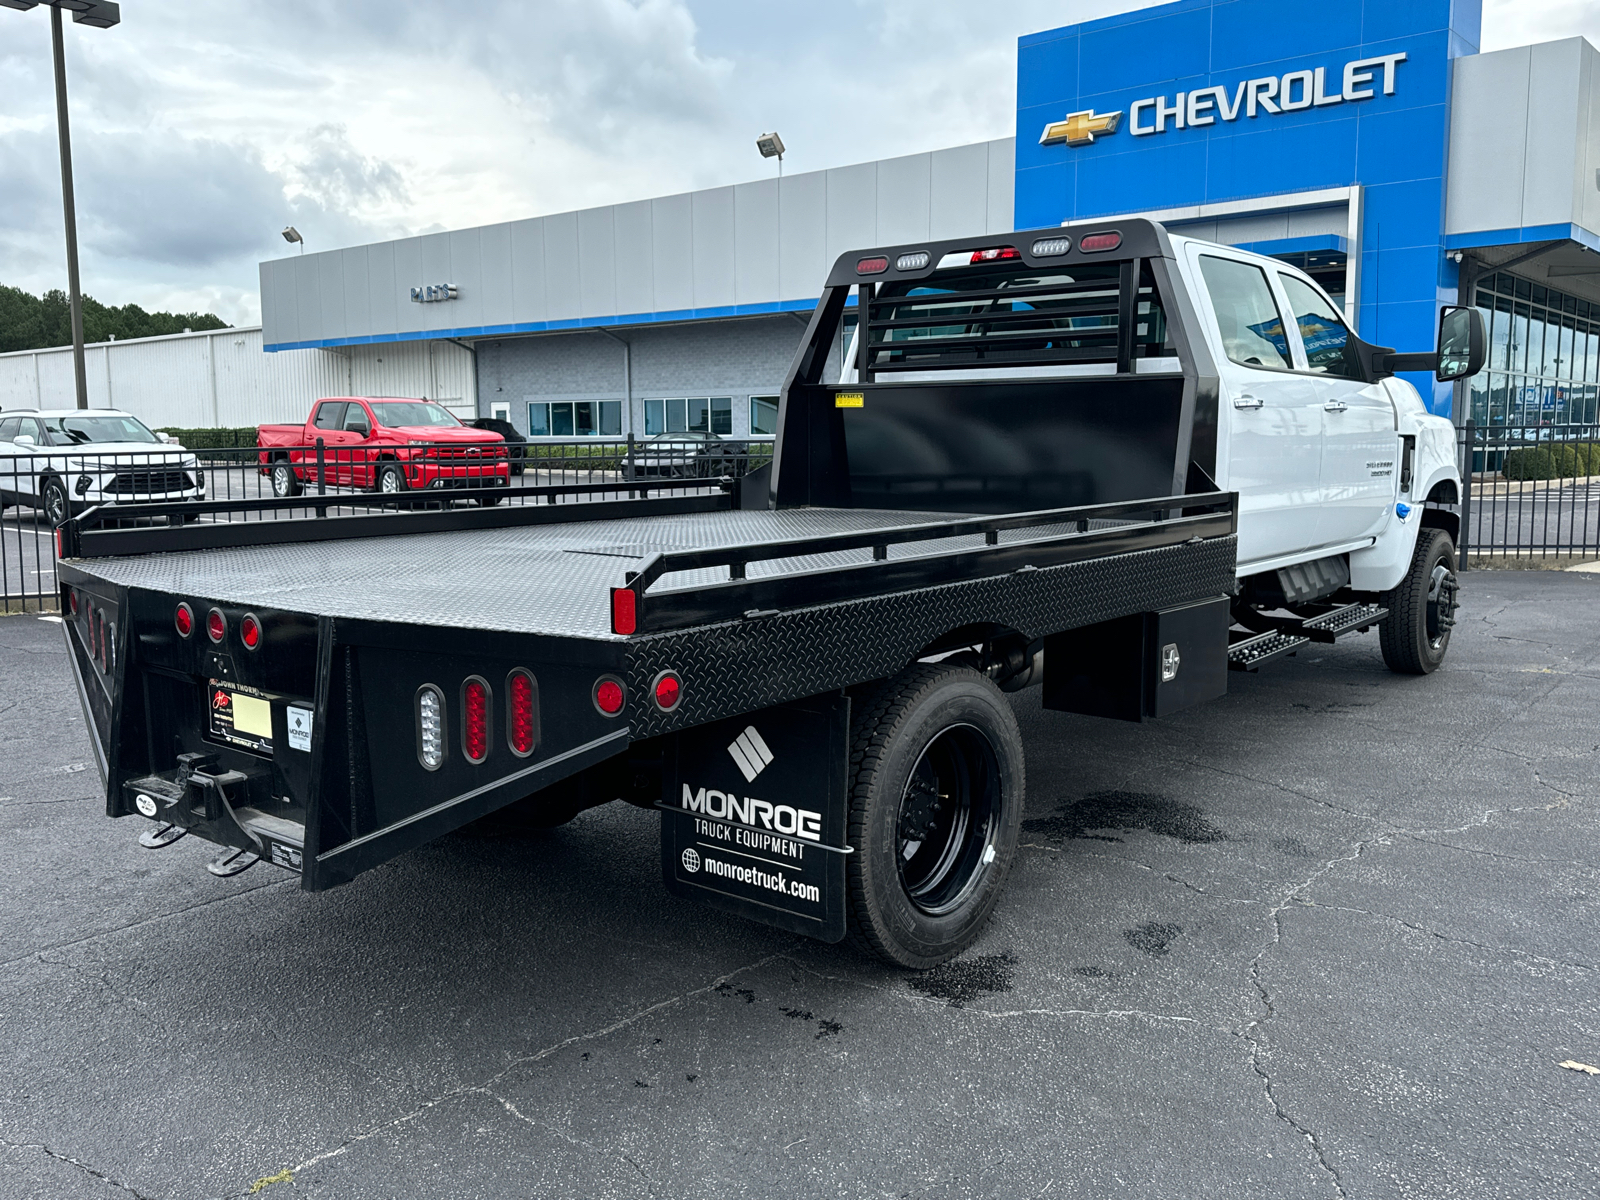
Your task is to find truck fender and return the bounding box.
[1349,462,1458,592]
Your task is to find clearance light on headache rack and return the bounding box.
[1031,236,1072,257]
[856,256,889,275]
[416,685,445,770]
[1078,231,1122,253]
[895,252,930,271]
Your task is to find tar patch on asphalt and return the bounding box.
[907,952,1017,1008]
[1123,921,1183,957]
[1022,789,1226,845]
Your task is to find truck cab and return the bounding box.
[1172,236,1462,593]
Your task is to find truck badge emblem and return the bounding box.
[727,725,774,783]
[1039,109,1122,147]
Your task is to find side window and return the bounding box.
[0,417,20,442]
[16,418,44,442]
[312,402,345,431]
[343,404,372,433]
[1197,256,1293,370]
[1278,274,1361,379]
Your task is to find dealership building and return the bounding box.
[6,0,1599,437]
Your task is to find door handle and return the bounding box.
[1324,400,1349,413]
[1232,394,1264,410]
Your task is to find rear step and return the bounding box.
[1228,602,1388,672]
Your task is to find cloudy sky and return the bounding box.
[1,0,1596,326]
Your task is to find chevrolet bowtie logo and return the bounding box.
[1039,109,1122,147]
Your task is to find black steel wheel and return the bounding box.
[845,663,1024,969]
[1380,528,1459,675]
[42,477,70,526]
[270,460,302,498]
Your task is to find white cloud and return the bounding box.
[0,0,1594,326]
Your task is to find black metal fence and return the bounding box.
[1457,421,1600,566]
[1,437,772,612]
[9,423,1599,611]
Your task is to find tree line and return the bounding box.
[0,283,229,353]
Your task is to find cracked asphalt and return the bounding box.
[3,569,1598,1199]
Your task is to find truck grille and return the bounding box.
[106,468,194,494]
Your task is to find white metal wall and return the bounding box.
[0,328,476,428]
[1446,38,1600,238]
[260,138,1018,349]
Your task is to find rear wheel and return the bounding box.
[1380,528,1459,675]
[845,664,1025,969]
[270,460,302,498]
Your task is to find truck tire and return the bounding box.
[845,663,1025,969]
[42,476,71,526]
[270,459,302,498]
[1380,528,1459,675]
[375,463,406,495]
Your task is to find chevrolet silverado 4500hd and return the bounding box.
[54,219,1481,968]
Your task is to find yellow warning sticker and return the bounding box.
[835,393,864,408]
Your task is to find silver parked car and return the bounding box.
[0,409,205,525]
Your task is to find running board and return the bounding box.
[1229,602,1388,672]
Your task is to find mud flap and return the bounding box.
[661,694,851,943]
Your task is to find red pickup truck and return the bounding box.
[257,397,509,501]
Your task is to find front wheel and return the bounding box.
[375,463,407,495]
[1380,528,1459,675]
[42,477,71,526]
[270,460,302,498]
[845,664,1025,969]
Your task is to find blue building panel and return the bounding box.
[1015,0,1482,415]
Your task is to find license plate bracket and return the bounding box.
[207,679,276,755]
[661,694,851,943]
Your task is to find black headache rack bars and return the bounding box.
[614,492,1238,635]
[54,477,738,560]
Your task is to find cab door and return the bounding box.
[1274,272,1397,546]
[1190,248,1324,569]
[338,401,377,488]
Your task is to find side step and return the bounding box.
[1228,602,1388,672]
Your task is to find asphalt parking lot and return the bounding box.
[3,570,1598,1199]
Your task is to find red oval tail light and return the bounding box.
[462,677,490,763]
[507,669,537,756]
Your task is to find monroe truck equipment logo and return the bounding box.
[1040,53,1405,147]
[727,725,774,782]
[680,784,822,842]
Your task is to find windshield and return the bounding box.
[367,401,461,428]
[40,414,160,445]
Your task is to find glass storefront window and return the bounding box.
[750,396,779,437]
[644,397,733,436]
[528,400,621,437]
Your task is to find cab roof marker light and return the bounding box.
[1079,231,1122,252]
[895,252,930,272]
[1031,237,1072,257]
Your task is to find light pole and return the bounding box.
[756,131,785,179]
[282,226,305,255]
[0,0,121,411]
